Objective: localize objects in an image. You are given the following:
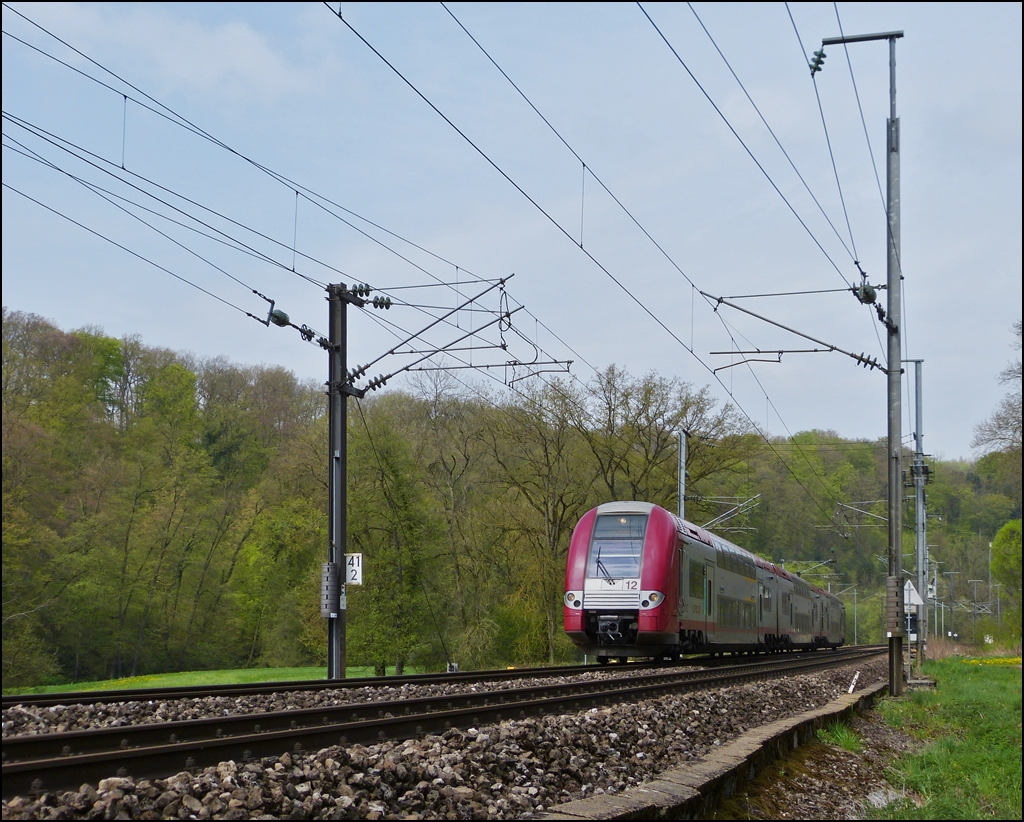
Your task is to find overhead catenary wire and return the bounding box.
[329,4,868,526]
[686,2,857,265]
[2,110,330,287]
[3,182,257,321]
[637,2,851,288]
[2,122,327,288]
[323,5,699,365]
[3,133,271,302]
[6,115,569,388]
[6,109,553,372]
[1,1,743,400]
[436,2,879,523]
[783,1,861,262]
[2,8,495,298]
[3,133,299,279]
[810,69,860,263]
[785,3,888,361]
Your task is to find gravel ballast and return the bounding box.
[1,668,681,739]
[2,658,887,820]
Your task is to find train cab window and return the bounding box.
[586,514,647,579]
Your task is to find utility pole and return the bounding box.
[988,542,993,608]
[277,278,536,681]
[821,28,905,696]
[943,570,959,638]
[323,283,367,680]
[905,360,929,672]
[677,430,689,520]
[968,579,983,645]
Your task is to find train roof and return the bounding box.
[592,501,837,598]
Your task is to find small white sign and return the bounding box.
[904,580,924,607]
[345,553,363,585]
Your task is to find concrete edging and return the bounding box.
[534,679,890,820]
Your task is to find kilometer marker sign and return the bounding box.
[345,553,363,585]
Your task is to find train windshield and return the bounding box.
[586,514,647,579]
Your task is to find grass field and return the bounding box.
[872,656,1022,820]
[2,665,421,696]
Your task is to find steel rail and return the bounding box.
[1,662,611,710]
[2,646,881,710]
[2,647,883,799]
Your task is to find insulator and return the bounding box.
[854,283,876,305]
[268,308,290,327]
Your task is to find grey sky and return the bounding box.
[3,2,1021,461]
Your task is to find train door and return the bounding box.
[704,562,715,641]
[758,583,765,644]
[677,547,685,616]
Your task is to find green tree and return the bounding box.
[572,365,755,517]
[481,379,597,663]
[407,374,503,669]
[992,520,1021,605]
[345,396,437,675]
[973,320,1022,514]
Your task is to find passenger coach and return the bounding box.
[563,501,845,662]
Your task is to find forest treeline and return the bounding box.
[3,308,1020,687]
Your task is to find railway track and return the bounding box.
[1,662,610,711]
[2,645,884,799]
[0,646,878,710]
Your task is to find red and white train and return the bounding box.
[564,501,845,662]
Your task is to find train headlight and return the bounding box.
[564,591,583,608]
[640,590,665,609]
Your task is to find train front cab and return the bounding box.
[563,502,679,662]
